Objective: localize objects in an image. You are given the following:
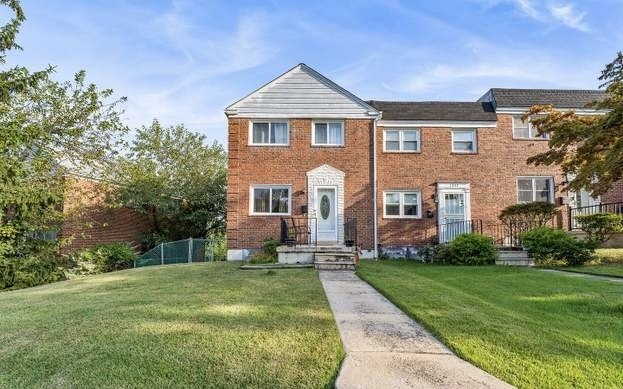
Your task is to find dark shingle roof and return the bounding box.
[367,101,497,121]
[480,88,606,109]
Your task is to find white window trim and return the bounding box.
[451,129,477,153]
[511,115,549,140]
[383,190,422,219]
[249,185,292,216]
[311,120,345,146]
[516,176,555,203]
[383,128,421,153]
[248,120,290,146]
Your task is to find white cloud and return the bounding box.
[547,3,589,32]
[476,0,590,32]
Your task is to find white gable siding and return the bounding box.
[226,65,377,119]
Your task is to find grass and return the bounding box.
[357,261,623,389]
[563,264,623,278]
[562,248,623,278]
[0,263,343,389]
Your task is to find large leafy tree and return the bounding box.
[111,120,227,244]
[526,52,623,196]
[0,0,127,258]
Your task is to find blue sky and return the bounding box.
[8,0,623,144]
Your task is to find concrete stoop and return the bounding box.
[314,246,357,271]
[497,250,534,266]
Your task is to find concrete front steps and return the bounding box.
[497,249,534,266]
[314,246,357,270]
[276,245,357,270]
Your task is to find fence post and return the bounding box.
[160,243,164,265]
[188,238,193,263]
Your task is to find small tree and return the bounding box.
[575,213,623,243]
[498,202,558,227]
[110,120,227,245]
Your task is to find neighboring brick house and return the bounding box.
[225,63,611,260]
[60,177,154,253]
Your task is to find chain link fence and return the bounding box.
[135,237,226,268]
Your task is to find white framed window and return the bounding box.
[512,116,548,140]
[312,121,344,146]
[383,191,422,218]
[517,177,554,203]
[250,185,291,215]
[249,121,289,145]
[451,129,477,153]
[384,129,421,152]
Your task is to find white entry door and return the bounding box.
[316,187,337,244]
[437,183,471,243]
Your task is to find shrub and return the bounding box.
[248,237,279,264]
[499,202,558,227]
[521,227,596,266]
[78,243,138,273]
[575,213,623,243]
[433,233,497,265]
[0,256,65,290]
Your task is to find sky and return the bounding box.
[7,0,623,145]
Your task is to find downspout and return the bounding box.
[372,115,379,259]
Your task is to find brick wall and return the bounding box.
[227,118,375,251]
[602,180,623,203]
[376,114,566,246]
[60,178,154,253]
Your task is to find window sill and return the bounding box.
[249,213,291,217]
[383,150,422,154]
[450,152,478,155]
[248,144,290,147]
[311,144,345,148]
[383,216,422,220]
[512,137,549,141]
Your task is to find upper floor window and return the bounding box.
[313,121,344,146]
[384,129,420,152]
[517,177,553,203]
[250,121,289,145]
[451,129,477,153]
[512,116,548,140]
[250,185,291,215]
[384,190,422,218]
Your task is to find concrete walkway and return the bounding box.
[539,268,623,282]
[319,271,515,389]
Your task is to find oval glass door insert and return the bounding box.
[320,195,330,219]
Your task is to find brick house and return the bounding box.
[60,177,154,253]
[225,63,608,260]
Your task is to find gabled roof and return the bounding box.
[225,63,379,119]
[368,101,497,122]
[479,88,606,109]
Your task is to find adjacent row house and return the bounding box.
[225,63,608,260]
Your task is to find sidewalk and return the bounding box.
[319,271,515,389]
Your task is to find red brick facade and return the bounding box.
[227,118,375,252]
[60,178,154,253]
[377,114,566,247]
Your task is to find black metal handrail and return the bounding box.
[438,219,483,243]
[568,201,623,230]
[344,218,357,247]
[280,217,316,246]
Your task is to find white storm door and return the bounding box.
[439,192,469,243]
[316,187,337,243]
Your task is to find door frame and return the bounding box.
[437,182,471,243]
[315,185,338,243]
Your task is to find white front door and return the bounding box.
[437,183,471,243]
[316,187,337,244]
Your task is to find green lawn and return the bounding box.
[564,264,623,278]
[357,261,623,389]
[0,263,343,389]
